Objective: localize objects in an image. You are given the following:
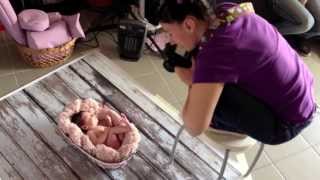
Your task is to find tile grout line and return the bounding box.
[270,147,318,180]
[300,132,316,148]
[259,148,288,179]
[148,56,180,104]
[132,71,178,103]
[5,37,33,75]
[132,71,156,79]
[263,138,312,164]
[13,75,19,88]
[271,164,288,180]
[9,40,20,88]
[251,151,273,171]
[0,72,16,78]
[312,144,320,157]
[252,164,287,180]
[0,53,88,102]
[300,133,312,145]
[172,101,183,111]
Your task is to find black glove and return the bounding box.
[163,43,193,73]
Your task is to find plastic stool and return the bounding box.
[168,125,264,180]
[205,128,264,179]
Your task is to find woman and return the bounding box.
[158,0,317,145]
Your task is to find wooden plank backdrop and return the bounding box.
[0,51,241,180]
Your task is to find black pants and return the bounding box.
[211,84,315,145]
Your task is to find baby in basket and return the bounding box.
[70,107,131,150]
[59,99,141,164]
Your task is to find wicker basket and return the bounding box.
[16,38,77,68]
[57,128,134,169]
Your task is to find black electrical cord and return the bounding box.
[78,11,121,48]
[128,8,166,58]
[77,31,101,48]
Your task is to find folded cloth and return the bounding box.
[0,0,26,44]
[48,12,62,24]
[18,9,49,32]
[27,20,72,49]
[63,13,85,39]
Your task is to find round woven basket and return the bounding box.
[57,98,140,169]
[57,128,133,169]
[15,38,77,68]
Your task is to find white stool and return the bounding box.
[205,128,264,179]
[168,126,264,180]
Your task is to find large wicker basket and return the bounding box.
[16,38,77,68]
[57,128,134,169]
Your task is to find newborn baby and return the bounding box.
[71,109,131,150]
[59,98,141,164]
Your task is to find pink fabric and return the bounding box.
[63,13,85,38]
[18,9,49,32]
[26,20,72,49]
[48,12,62,24]
[0,0,26,44]
[58,99,141,164]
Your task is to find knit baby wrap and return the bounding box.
[58,98,140,169]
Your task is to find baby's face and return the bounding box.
[81,112,98,130]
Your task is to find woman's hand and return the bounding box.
[175,58,195,86]
[175,67,193,85]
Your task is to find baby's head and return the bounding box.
[71,111,98,132]
[158,0,209,50]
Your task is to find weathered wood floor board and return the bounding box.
[0,51,240,180]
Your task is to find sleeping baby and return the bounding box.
[58,98,141,163]
[70,107,131,150]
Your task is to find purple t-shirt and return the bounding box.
[193,6,316,123]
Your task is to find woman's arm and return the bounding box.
[182,83,224,136]
[174,58,195,86]
[175,67,193,86]
[174,59,224,136]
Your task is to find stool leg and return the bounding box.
[168,125,185,165]
[243,143,265,178]
[218,149,230,180]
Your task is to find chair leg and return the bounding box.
[243,143,265,178]
[218,149,230,180]
[168,125,185,165]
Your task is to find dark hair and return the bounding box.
[158,0,208,23]
[71,111,87,133]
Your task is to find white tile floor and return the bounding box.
[99,33,320,180]
[275,148,320,180]
[251,165,284,180]
[315,144,320,155]
[264,135,310,162]
[0,32,93,98]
